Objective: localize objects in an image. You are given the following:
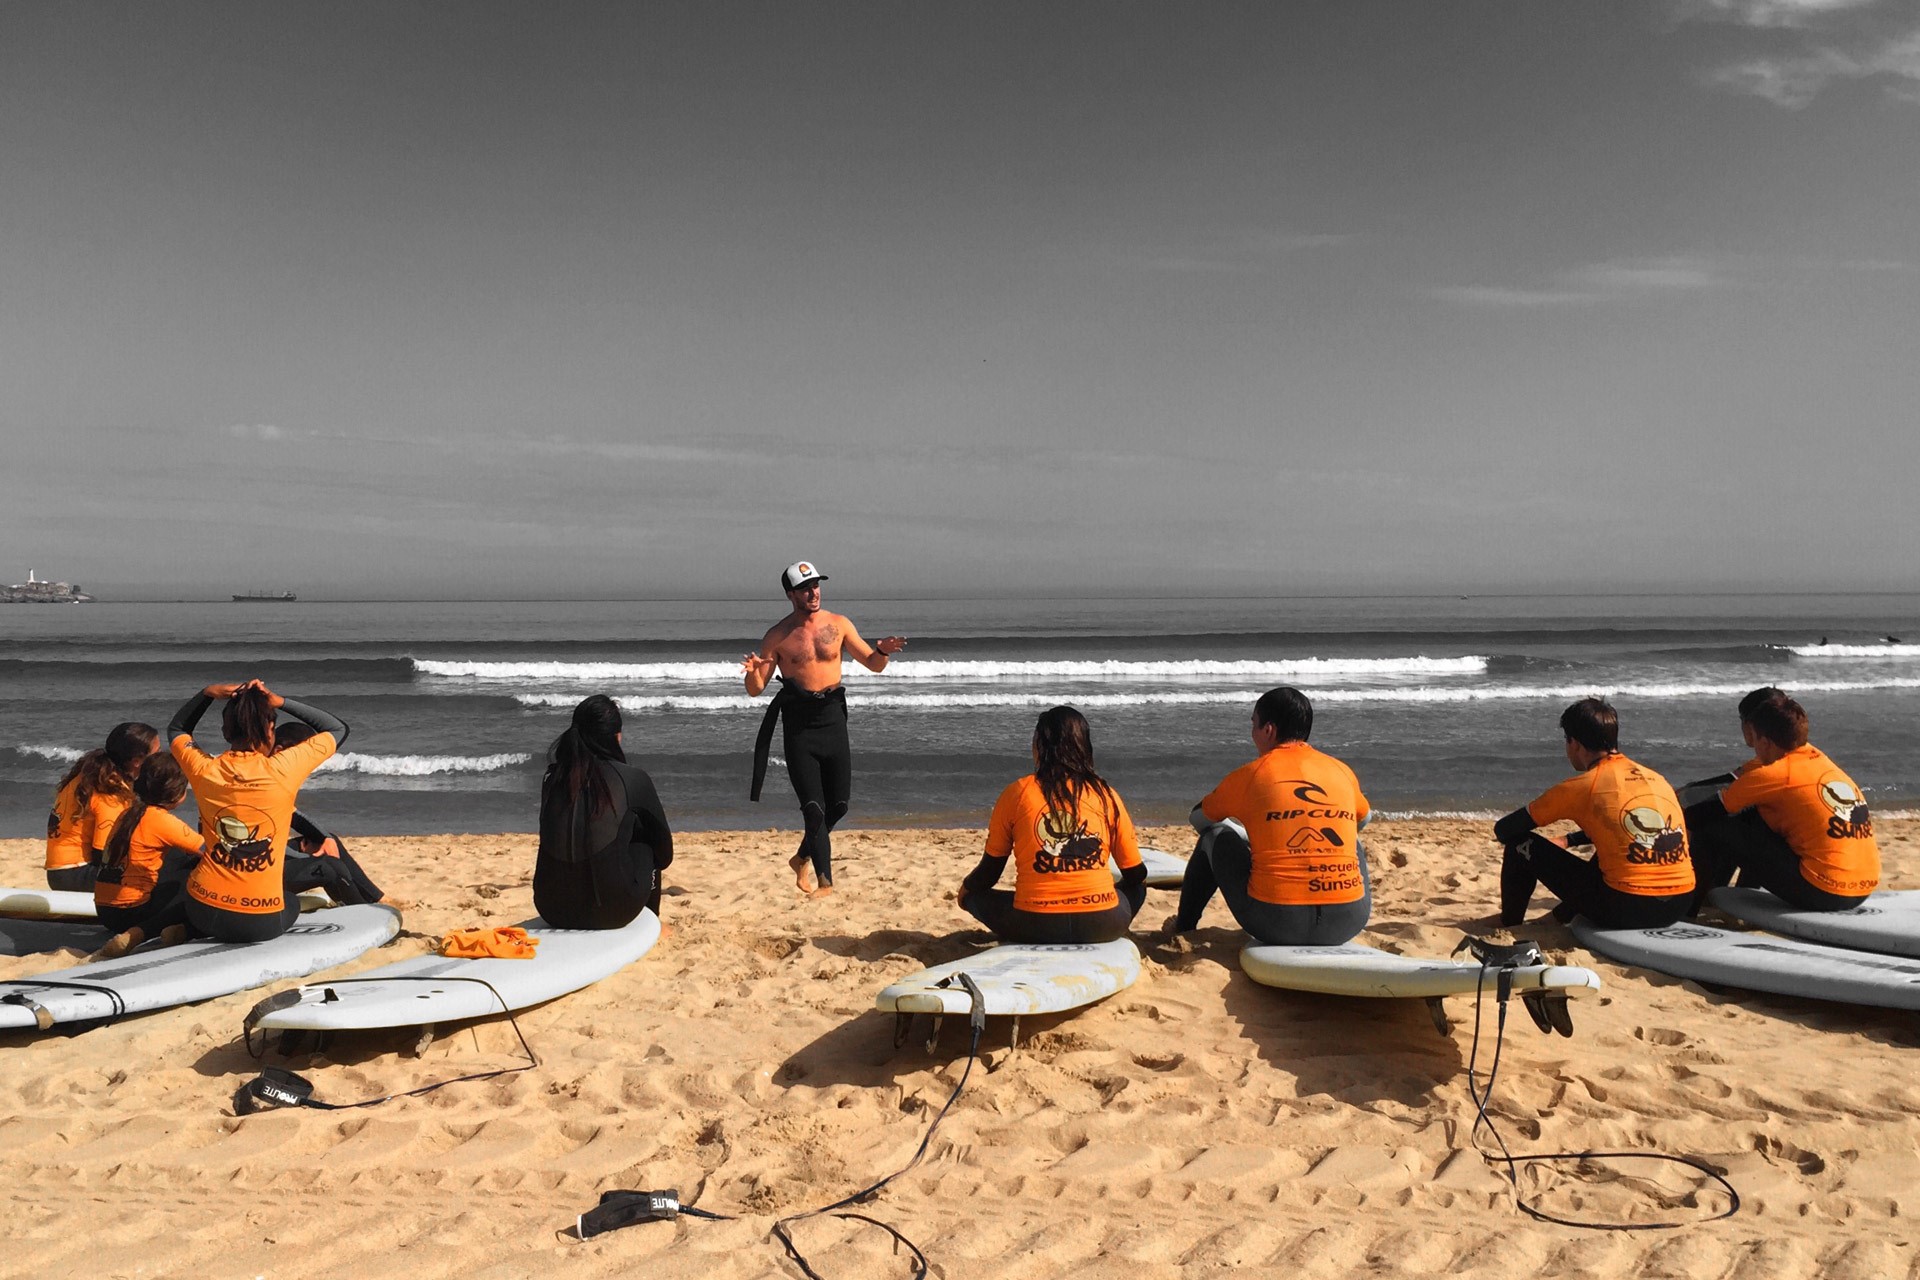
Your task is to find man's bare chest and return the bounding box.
[778,621,841,666]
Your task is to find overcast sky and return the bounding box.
[2,0,1916,600]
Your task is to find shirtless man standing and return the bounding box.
[742,561,906,897]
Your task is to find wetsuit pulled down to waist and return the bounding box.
[752,681,851,888]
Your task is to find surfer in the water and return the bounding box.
[1170,686,1373,946]
[742,561,906,897]
[1683,688,1879,912]
[1493,698,1694,929]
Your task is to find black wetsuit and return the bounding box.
[282,811,386,906]
[1492,809,1691,929]
[751,680,851,887]
[1684,796,1867,913]
[535,754,673,930]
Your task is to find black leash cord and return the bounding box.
[1463,966,1740,1229]
[241,975,538,1109]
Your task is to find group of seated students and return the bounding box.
[47,680,1880,957]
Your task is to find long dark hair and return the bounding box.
[543,694,627,822]
[102,753,190,872]
[222,686,277,751]
[1032,705,1118,831]
[54,722,160,805]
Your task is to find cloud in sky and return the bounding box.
[1678,0,1920,107]
[1430,257,1723,308]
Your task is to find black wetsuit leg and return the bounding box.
[97,863,193,938]
[1697,815,1866,911]
[46,864,99,893]
[1509,835,1690,929]
[1177,825,1370,945]
[958,889,1136,943]
[284,842,385,906]
[782,694,851,887]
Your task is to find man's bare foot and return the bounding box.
[787,852,817,895]
[157,924,189,946]
[87,928,143,962]
[808,883,835,900]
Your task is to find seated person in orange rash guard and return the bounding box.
[1494,697,1693,929]
[90,753,203,959]
[45,722,160,892]
[168,680,347,944]
[958,706,1147,944]
[1685,688,1879,912]
[1172,686,1371,946]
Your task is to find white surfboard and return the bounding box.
[875,939,1141,1018]
[246,910,661,1032]
[1571,920,1920,1011]
[1708,887,1920,959]
[1113,847,1188,887]
[1239,943,1603,1001]
[0,888,335,922]
[0,904,402,1030]
[0,887,98,920]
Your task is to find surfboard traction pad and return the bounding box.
[1707,886,1920,960]
[1571,918,1920,1012]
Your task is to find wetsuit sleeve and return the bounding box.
[168,691,214,744]
[279,698,349,750]
[1683,794,1728,826]
[1492,806,1538,846]
[960,852,1006,894]
[628,768,674,872]
[290,810,326,844]
[1117,861,1147,890]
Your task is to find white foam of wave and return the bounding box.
[18,743,85,764]
[417,655,1487,683]
[517,675,1920,713]
[1373,810,1505,821]
[317,751,531,777]
[1786,644,1920,658]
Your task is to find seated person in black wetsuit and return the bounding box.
[1494,698,1694,929]
[270,722,391,907]
[535,694,674,930]
[90,753,202,959]
[1684,688,1879,913]
[958,706,1148,944]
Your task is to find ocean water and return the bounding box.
[3,594,1918,839]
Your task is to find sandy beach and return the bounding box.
[4,819,1918,1279]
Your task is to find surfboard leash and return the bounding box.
[1457,938,1740,1230]
[232,976,538,1114]
[574,971,990,1280]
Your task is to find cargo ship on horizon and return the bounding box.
[233,589,298,602]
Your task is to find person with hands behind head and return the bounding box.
[1494,697,1693,929]
[742,560,906,898]
[958,706,1147,944]
[168,679,347,943]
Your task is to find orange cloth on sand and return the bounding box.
[439,926,540,959]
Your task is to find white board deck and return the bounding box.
[248,910,661,1032]
[875,939,1141,1017]
[1571,920,1920,1011]
[0,904,402,1030]
[1240,943,1602,1000]
[1708,887,1920,959]
[1114,847,1187,887]
[0,888,334,922]
[0,887,98,920]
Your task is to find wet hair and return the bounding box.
[1031,705,1119,832]
[1743,692,1809,751]
[1737,686,1784,721]
[1559,698,1619,753]
[1253,687,1313,743]
[221,686,278,752]
[101,753,191,874]
[542,694,627,822]
[53,722,160,806]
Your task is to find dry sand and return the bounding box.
[4,819,1918,1279]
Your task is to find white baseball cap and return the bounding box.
[781,560,828,591]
